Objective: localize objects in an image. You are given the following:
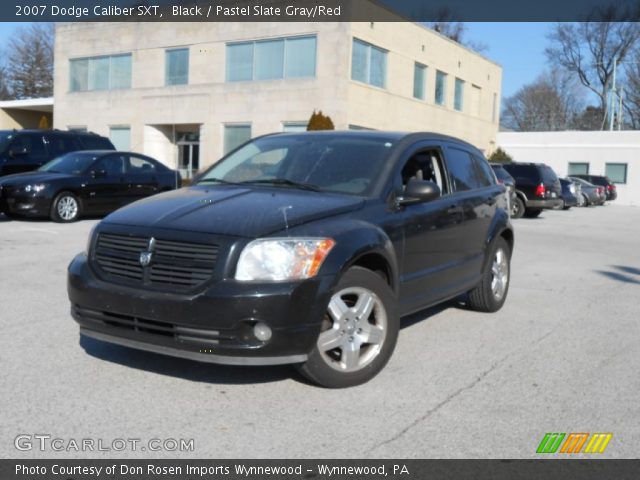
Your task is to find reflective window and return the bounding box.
[165,48,189,86]
[568,162,589,175]
[454,78,465,111]
[223,125,252,154]
[435,70,447,106]
[109,127,131,151]
[351,39,387,88]
[70,54,132,92]
[605,163,627,184]
[413,63,426,100]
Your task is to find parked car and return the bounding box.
[68,131,514,388]
[568,176,606,206]
[0,129,115,176]
[0,151,180,222]
[501,162,563,218]
[490,163,516,216]
[559,178,579,210]
[571,174,617,201]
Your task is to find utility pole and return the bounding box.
[618,87,624,130]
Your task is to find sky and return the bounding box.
[0,21,552,100]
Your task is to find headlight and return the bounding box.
[235,237,336,282]
[24,184,46,193]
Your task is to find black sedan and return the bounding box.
[0,151,180,222]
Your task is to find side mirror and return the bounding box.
[91,169,107,178]
[398,179,441,206]
[8,146,27,158]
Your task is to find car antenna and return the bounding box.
[279,205,292,230]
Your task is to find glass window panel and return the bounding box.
[435,71,447,106]
[165,48,189,86]
[70,59,88,92]
[351,39,369,83]
[285,36,316,78]
[282,122,307,132]
[224,125,252,154]
[254,39,284,80]
[110,54,132,89]
[454,78,464,111]
[226,43,253,82]
[109,127,131,151]
[88,57,110,91]
[413,63,426,99]
[369,46,386,88]
[605,163,627,184]
[568,162,589,175]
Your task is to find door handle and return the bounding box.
[446,205,463,215]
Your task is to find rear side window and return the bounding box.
[79,135,115,150]
[445,147,490,192]
[128,155,158,173]
[45,134,80,158]
[472,155,495,187]
[541,165,559,184]
[11,134,47,156]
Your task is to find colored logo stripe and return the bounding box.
[560,433,589,453]
[536,433,565,453]
[584,433,613,454]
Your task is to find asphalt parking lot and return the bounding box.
[1,205,638,459]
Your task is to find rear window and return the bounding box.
[78,135,115,150]
[503,163,537,178]
[541,165,559,184]
[491,165,512,182]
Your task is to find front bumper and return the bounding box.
[68,253,335,365]
[0,191,50,217]
[526,198,563,209]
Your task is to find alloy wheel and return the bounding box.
[490,248,509,301]
[57,196,78,221]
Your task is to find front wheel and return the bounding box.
[467,237,511,313]
[51,191,81,222]
[297,266,399,388]
[511,196,525,219]
[523,208,542,218]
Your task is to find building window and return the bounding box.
[435,70,447,106]
[413,63,426,100]
[226,35,316,82]
[454,78,464,111]
[282,122,307,132]
[605,163,627,184]
[109,126,131,151]
[70,54,132,92]
[68,126,87,132]
[165,48,189,86]
[568,162,589,175]
[223,124,251,154]
[351,38,387,89]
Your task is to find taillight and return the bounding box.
[608,185,615,191]
[597,187,603,194]
[535,183,545,197]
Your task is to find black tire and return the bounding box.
[523,208,542,218]
[582,194,590,206]
[511,196,525,219]
[50,191,81,222]
[468,237,511,313]
[562,205,571,210]
[297,266,399,388]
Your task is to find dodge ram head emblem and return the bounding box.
[139,237,156,266]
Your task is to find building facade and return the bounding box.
[498,131,640,206]
[54,22,502,177]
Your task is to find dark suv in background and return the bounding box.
[0,129,115,176]
[571,174,617,201]
[501,162,562,218]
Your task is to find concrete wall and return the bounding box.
[0,109,53,129]
[498,131,640,206]
[54,21,501,171]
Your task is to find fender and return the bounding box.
[515,189,528,202]
[481,208,514,272]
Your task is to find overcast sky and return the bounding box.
[0,21,551,100]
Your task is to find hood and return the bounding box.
[0,171,75,186]
[103,185,365,237]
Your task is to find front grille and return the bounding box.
[93,233,218,290]
[73,305,236,347]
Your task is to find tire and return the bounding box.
[511,196,525,219]
[582,194,591,207]
[523,208,542,218]
[297,266,399,388]
[50,191,81,222]
[468,237,511,313]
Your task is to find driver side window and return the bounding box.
[400,149,448,194]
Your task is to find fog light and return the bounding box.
[253,322,272,342]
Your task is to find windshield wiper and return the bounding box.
[197,178,240,185]
[240,178,321,192]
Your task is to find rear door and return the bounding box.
[125,154,161,203]
[4,133,48,173]
[84,154,129,212]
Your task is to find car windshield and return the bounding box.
[38,152,99,174]
[0,132,13,151]
[198,134,396,196]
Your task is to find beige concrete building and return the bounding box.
[0,98,54,130]
[54,22,501,177]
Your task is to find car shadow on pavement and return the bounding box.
[400,297,463,330]
[595,266,640,285]
[79,335,294,385]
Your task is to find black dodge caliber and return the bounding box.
[68,132,514,388]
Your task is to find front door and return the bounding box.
[84,154,129,213]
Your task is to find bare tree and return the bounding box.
[622,51,640,128]
[0,63,11,100]
[501,71,583,131]
[425,10,488,53]
[6,24,54,99]
[546,15,640,128]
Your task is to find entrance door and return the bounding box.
[177,133,200,179]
